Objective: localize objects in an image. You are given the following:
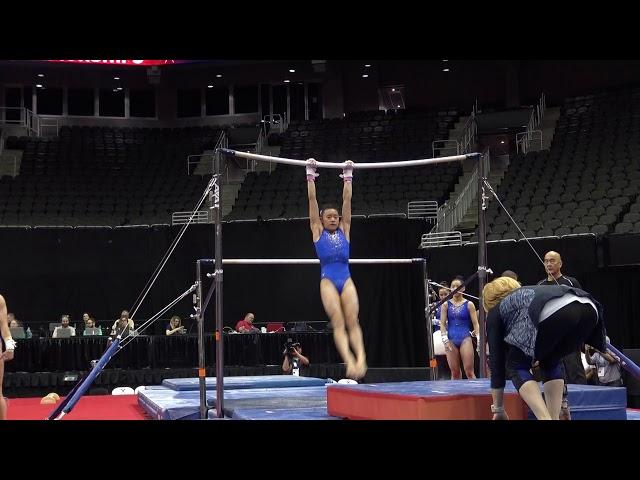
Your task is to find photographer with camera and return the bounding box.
[282,338,309,376]
[584,337,623,387]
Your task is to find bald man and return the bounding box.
[537,251,582,288]
[536,250,586,419]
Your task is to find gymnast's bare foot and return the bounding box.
[353,358,367,380]
[346,360,359,380]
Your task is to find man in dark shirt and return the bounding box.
[537,251,582,289]
[537,251,586,419]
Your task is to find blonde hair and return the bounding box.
[482,277,522,312]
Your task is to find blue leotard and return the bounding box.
[446,299,472,347]
[314,228,351,294]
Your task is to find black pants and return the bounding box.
[508,301,598,390]
[536,301,598,366]
[561,351,587,384]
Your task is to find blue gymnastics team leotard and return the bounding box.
[314,228,351,294]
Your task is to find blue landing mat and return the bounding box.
[207,386,330,417]
[162,375,328,391]
[209,406,340,420]
[140,378,628,420]
[565,384,627,420]
[327,379,519,397]
[138,388,205,420]
[138,384,332,420]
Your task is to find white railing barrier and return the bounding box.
[172,211,209,225]
[0,107,60,137]
[436,150,490,233]
[516,129,543,154]
[419,231,463,248]
[40,117,59,137]
[516,93,546,154]
[407,200,438,222]
[459,111,477,154]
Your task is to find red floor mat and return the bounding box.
[6,394,150,420]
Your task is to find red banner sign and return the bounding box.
[48,60,180,66]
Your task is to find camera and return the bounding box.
[283,338,299,355]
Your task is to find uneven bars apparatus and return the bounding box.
[196,257,430,418]
[208,147,488,419]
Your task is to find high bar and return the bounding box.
[218,148,475,169]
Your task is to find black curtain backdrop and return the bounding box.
[0,219,428,368]
[2,221,639,368]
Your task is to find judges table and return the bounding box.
[5,332,340,372]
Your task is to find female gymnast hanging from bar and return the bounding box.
[306,158,367,380]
